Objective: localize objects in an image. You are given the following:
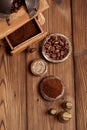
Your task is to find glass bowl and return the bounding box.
[42,34,72,63]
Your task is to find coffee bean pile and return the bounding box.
[11,0,25,13]
[43,35,69,60]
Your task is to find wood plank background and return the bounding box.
[26,0,76,130]
[0,42,27,130]
[0,0,87,130]
[72,0,87,130]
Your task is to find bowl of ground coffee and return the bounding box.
[42,34,72,63]
[40,76,64,101]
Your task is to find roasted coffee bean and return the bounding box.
[65,44,69,49]
[46,42,51,45]
[51,41,55,45]
[60,41,65,46]
[55,41,59,44]
[44,44,50,49]
[51,46,55,52]
[15,2,18,8]
[61,51,65,56]
[60,36,66,43]
[55,49,60,53]
[58,52,61,58]
[64,49,69,55]
[50,35,57,40]
[56,45,61,49]
[65,41,69,45]
[11,0,25,13]
[60,55,64,60]
[46,49,50,53]
[48,38,53,42]
[61,47,65,51]
[50,54,57,60]
[46,53,50,56]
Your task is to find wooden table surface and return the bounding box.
[0,0,87,130]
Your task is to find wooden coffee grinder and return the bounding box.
[0,0,49,54]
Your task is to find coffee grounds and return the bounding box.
[7,19,41,47]
[41,78,63,98]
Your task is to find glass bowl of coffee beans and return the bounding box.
[42,34,72,63]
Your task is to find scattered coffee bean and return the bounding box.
[58,111,72,123]
[48,108,57,116]
[11,0,25,13]
[27,46,36,53]
[62,101,72,111]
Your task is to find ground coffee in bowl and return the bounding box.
[40,76,64,101]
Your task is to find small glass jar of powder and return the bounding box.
[31,59,48,76]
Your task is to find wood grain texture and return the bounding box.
[72,0,87,130]
[26,0,76,130]
[0,0,86,130]
[0,0,49,39]
[0,41,27,130]
[72,0,87,54]
[74,52,87,130]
